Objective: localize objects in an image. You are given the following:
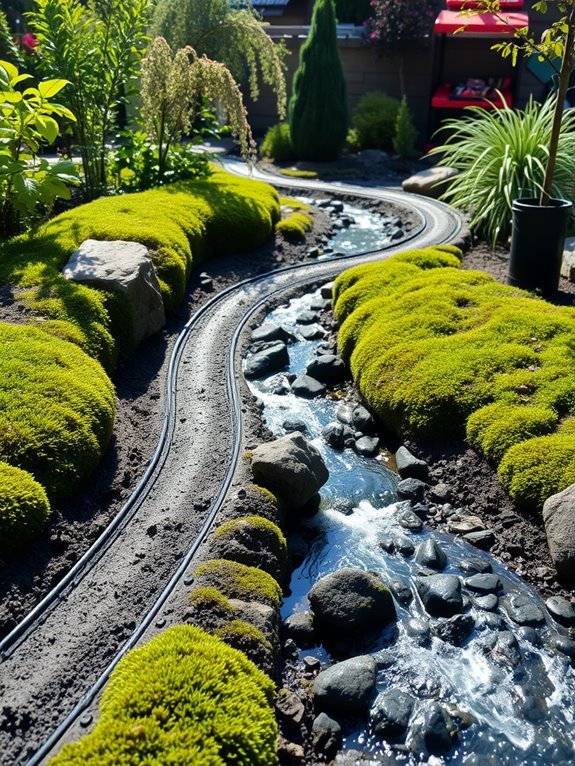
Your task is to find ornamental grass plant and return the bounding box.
[429,97,575,244]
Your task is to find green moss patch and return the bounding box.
[211,516,289,583]
[276,211,313,242]
[0,322,115,500]
[334,247,575,509]
[193,559,282,609]
[0,461,50,553]
[49,625,278,766]
[215,620,276,676]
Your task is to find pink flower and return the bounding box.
[21,33,37,51]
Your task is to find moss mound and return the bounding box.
[210,516,289,583]
[49,625,278,766]
[193,559,282,609]
[334,247,575,509]
[223,484,284,526]
[215,619,276,677]
[0,461,50,552]
[276,211,313,241]
[0,323,115,499]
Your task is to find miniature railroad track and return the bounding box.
[0,171,462,766]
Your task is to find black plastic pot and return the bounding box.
[508,197,572,294]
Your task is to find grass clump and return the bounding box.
[193,559,282,609]
[276,211,313,241]
[0,323,115,500]
[0,462,50,553]
[335,247,575,509]
[49,625,278,766]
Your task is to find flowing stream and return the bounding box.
[245,213,575,765]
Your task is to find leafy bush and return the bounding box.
[0,169,281,369]
[193,559,282,609]
[429,96,575,243]
[0,461,50,552]
[0,323,115,500]
[260,123,295,163]
[211,515,289,582]
[352,92,401,151]
[49,625,278,766]
[276,211,313,241]
[334,248,575,508]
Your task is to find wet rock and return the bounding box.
[244,341,289,379]
[397,506,424,531]
[543,483,575,579]
[320,281,334,299]
[494,631,521,668]
[414,539,447,571]
[309,568,396,632]
[410,702,457,757]
[276,688,305,727]
[463,529,495,549]
[432,614,474,646]
[406,617,431,646]
[291,374,326,398]
[379,538,395,554]
[411,503,429,520]
[472,593,498,612]
[464,573,501,594]
[550,634,575,661]
[459,557,492,576]
[331,498,355,515]
[296,310,318,325]
[300,324,326,341]
[502,592,546,627]
[480,613,506,632]
[395,537,415,557]
[313,655,377,715]
[251,322,292,344]
[307,354,347,384]
[312,712,342,761]
[389,578,413,606]
[322,422,354,450]
[335,402,353,424]
[351,405,375,433]
[518,626,541,646]
[283,612,316,648]
[282,418,308,433]
[283,638,299,660]
[394,446,428,479]
[354,436,380,456]
[546,596,575,627]
[251,432,328,508]
[370,688,415,739]
[310,297,330,311]
[429,482,451,503]
[303,655,321,673]
[416,574,463,617]
[397,478,428,503]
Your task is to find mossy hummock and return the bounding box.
[334,247,575,509]
[0,461,50,552]
[49,625,278,766]
[211,515,289,583]
[193,559,282,609]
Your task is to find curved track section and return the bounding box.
[0,172,462,765]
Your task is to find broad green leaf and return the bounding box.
[0,90,23,104]
[35,115,59,144]
[0,60,18,81]
[38,79,70,100]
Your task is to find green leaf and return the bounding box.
[38,79,70,100]
[0,60,18,81]
[35,115,59,144]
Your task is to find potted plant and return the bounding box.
[466,0,575,293]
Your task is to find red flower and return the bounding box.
[21,33,37,51]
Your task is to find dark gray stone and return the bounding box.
[296,310,318,325]
[291,374,326,398]
[395,537,415,557]
[332,498,355,515]
[550,634,575,660]
[312,712,342,761]
[429,482,451,503]
[320,281,334,299]
[351,405,375,433]
[416,575,463,617]
[389,578,413,606]
[309,568,396,632]
[322,421,354,450]
[354,435,380,456]
[282,417,308,433]
[313,655,377,714]
[300,324,326,341]
[411,702,457,757]
[459,557,492,576]
[307,354,347,384]
[473,593,498,611]
[335,402,353,425]
[463,529,495,549]
[494,631,521,668]
[370,688,415,739]
[251,322,291,344]
[464,573,501,594]
[543,482,575,579]
[546,596,575,627]
[415,539,447,571]
[502,592,546,627]
[397,506,424,531]
[432,614,474,646]
[397,478,428,503]
[244,341,289,379]
[283,611,316,648]
[303,655,321,673]
[406,617,431,646]
[394,446,428,479]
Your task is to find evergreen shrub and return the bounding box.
[49,625,278,766]
[334,248,575,508]
[0,461,50,552]
[260,123,295,163]
[352,92,401,151]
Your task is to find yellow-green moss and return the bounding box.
[0,322,115,500]
[212,516,289,581]
[0,461,50,552]
[279,196,311,212]
[49,625,278,766]
[335,246,575,509]
[193,559,282,609]
[215,620,276,676]
[189,587,235,614]
[276,211,313,241]
[277,168,318,179]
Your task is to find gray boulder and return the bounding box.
[352,405,375,433]
[546,595,575,627]
[370,688,415,739]
[543,483,575,579]
[414,539,447,571]
[397,478,427,503]
[355,436,380,457]
[322,421,354,450]
[313,655,377,714]
[464,573,501,594]
[282,611,316,648]
[62,238,165,345]
[291,374,326,398]
[395,446,428,479]
[402,166,458,199]
[312,713,342,761]
[309,568,396,632]
[307,354,347,384]
[251,432,328,508]
[502,592,545,627]
[416,574,463,617]
[410,702,457,757]
[251,322,292,344]
[244,341,289,379]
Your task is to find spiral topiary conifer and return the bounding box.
[288,0,349,161]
